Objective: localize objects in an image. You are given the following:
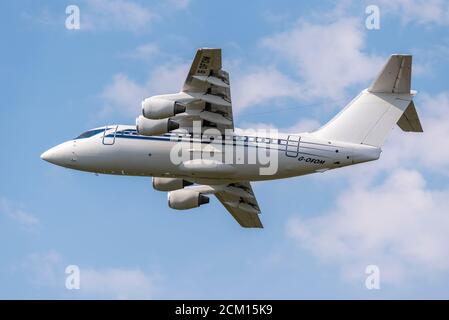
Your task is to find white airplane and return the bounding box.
[41,49,422,228]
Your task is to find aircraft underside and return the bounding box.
[41,49,421,228]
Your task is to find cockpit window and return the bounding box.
[75,128,105,139]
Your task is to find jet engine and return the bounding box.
[152,177,193,191]
[136,115,179,136]
[168,189,210,210]
[142,97,186,119]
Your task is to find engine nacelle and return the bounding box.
[168,189,210,210]
[136,115,179,136]
[152,177,193,191]
[142,97,186,119]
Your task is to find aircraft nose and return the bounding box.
[40,149,53,162]
[40,142,75,167]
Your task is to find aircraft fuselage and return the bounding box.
[41,125,381,184]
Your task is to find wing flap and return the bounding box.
[199,111,233,126]
[215,182,263,228]
[192,75,230,88]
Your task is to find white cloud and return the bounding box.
[83,0,155,32]
[237,118,321,134]
[412,44,449,78]
[100,73,148,116]
[102,59,301,116]
[24,251,158,299]
[287,118,321,133]
[0,197,39,227]
[287,168,449,284]
[377,0,449,26]
[125,43,160,61]
[146,63,190,94]
[100,11,382,115]
[99,63,189,117]
[232,66,301,112]
[228,14,383,112]
[285,91,449,285]
[166,0,191,9]
[260,17,383,101]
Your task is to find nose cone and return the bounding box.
[41,142,75,167]
[40,149,53,162]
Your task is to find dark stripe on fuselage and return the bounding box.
[108,133,327,159]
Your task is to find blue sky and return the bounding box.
[1,0,449,299]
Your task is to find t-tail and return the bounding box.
[312,54,423,148]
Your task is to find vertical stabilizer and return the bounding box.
[368,55,411,94]
[312,55,422,147]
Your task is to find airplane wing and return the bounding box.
[150,49,262,227]
[179,50,261,226]
[183,181,263,228]
[161,48,234,133]
[214,182,263,228]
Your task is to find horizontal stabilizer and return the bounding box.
[397,101,423,132]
